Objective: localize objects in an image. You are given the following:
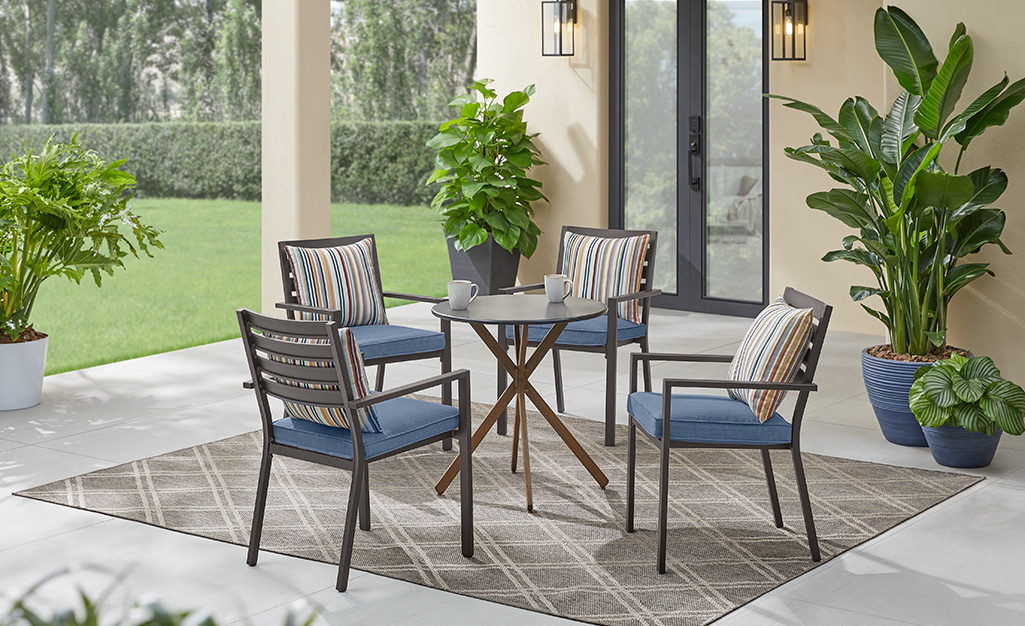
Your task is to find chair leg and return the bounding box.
[247,450,273,566]
[792,446,821,562]
[626,419,636,533]
[657,438,670,574]
[459,411,474,558]
[553,349,566,413]
[358,468,370,531]
[640,336,653,392]
[375,363,385,392]
[497,324,508,435]
[336,464,365,592]
[605,343,618,447]
[441,321,453,451]
[761,449,783,528]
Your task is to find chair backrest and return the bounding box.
[237,308,366,450]
[782,286,832,388]
[555,225,659,324]
[277,235,387,321]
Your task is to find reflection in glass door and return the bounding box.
[612,0,768,315]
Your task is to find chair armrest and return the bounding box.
[275,302,343,322]
[608,289,662,304]
[629,352,735,393]
[243,380,254,390]
[352,369,470,408]
[499,282,545,294]
[662,378,817,393]
[382,291,445,304]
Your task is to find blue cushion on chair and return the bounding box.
[273,396,459,459]
[348,324,445,360]
[505,315,646,346]
[627,392,792,445]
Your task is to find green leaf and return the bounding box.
[980,380,1025,435]
[861,304,890,327]
[483,211,510,232]
[915,171,975,211]
[955,76,1025,149]
[838,97,879,154]
[952,403,991,433]
[806,189,877,229]
[922,366,959,407]
[950,209,1006,258]
[881,91,921,164]
[458,223,488,250]
[940,74,1008,141]
[896,142,943,208]
[874,6,938,96]
[925,329,947,347]
[915,33,974,139]
[943,263,991,299]
[952,167,1007,219]
[462,181,486,198]
[850,285,887,302]
[818,148,881,183]
[952,374,986,403]
[823,248,884,273]
[961,356,1002,385]
[503,90,530,112]
[426,132,461,151]
[909,388,950,427]
[766,95,854,143]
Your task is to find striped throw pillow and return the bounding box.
[283,239,388,326]
[277,327,382,432]
[727,297,814,423]
[562,232,651,324]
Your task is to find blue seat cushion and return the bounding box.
[348,324,445,360]
[505,315,646,346]
[273,395,459,460]
[627,392,792,445]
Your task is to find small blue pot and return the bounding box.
[922,425,1002,468]
[861,348,931,447]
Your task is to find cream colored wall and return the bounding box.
[477,0,608,283]
[768,0,884,338]
[260,0,332,316]
[888,1,1025,381]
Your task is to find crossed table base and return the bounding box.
[434,321,609,511]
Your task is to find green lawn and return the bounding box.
[32,198,449,375]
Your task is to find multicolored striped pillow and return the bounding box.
[277,326,382,432]
[562,232,651,323]
[727,297,814,423]
[283,239,388,326]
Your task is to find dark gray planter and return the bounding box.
[446,234,520,295]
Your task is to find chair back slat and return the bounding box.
[250,332,335,361]
[261,377,348,407]
[255,355,341,384]
[783,287,832,385]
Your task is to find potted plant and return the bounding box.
[772,6,1025,446]
[910,354,1025,467]
[426,79,547,294]
[0,135,162,411]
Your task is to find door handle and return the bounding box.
[688,116,701,192]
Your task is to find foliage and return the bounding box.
[910,354,1025,436]
[771,6,1025,355]
[1,121,438,205]
[426,80,546,257]
[0,135,162,339]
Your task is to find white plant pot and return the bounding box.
[0,335,48,411]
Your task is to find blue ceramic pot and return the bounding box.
[922,425,1002,468]
[861,348,930,447]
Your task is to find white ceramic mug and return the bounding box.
[545,274,573,303]
[448,280,479,310]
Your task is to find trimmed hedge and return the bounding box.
[0,120,439,205]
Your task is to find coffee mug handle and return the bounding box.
[468,283,479,306]
[562,278,573,300]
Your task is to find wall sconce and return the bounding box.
[771,0,807,61]
[541,0,577,57]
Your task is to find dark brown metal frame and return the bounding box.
[498,225,661,446]
[237,309,473,592]
[625,287,832,573]
[277,234,454,450]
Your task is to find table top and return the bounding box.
[432,294,607,325]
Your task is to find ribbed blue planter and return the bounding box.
[922,425,1002,468]
[861,348,930,447]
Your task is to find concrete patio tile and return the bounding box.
[0,444,113,498]
[712,595,924,626]
[0,438,25,453]
[0,494,112,552]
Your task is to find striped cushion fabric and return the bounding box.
[283,239,388,326]
[274,327,382,433]
[562,232,651,323]
[727,297,814,423]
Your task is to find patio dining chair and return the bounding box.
[625,287,831,573]
[498,226,660,446]
[237,308,473,591]
[278,234,454,450]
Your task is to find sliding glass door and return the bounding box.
[610,0,768,315]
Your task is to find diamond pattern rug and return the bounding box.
[17,401,980,625]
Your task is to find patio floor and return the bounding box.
[2,303,1025,625]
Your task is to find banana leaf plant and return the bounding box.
[910,353,1025,436]
[0,135,163,341]
[770,6,1025,356]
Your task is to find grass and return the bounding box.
[31,198,449,375]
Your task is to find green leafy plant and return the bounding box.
[909,353,1025,435]
[426,79,547,257]
[771,6,1025,356]
[0,135,163,341]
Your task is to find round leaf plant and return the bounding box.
[909,353,1025,435]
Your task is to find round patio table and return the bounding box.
[432,294,609,511]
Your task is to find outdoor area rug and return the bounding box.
[18,401,981,626]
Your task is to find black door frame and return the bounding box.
[609,0,770,317]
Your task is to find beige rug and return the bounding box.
[17,401,980,625]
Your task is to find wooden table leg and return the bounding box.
[511,389,521,473]
[435,381,516,495]
[515,325,534,512]
[525,382,609,489]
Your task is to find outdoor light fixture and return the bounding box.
[771,0,807,61]
[541,0,577,57]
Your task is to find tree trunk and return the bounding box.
[23,3,32,124]
[41,0,56,124]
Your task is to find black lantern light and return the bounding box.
[541,0,577,57]
[771,0,808,61]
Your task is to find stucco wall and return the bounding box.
[477,0,609,283]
